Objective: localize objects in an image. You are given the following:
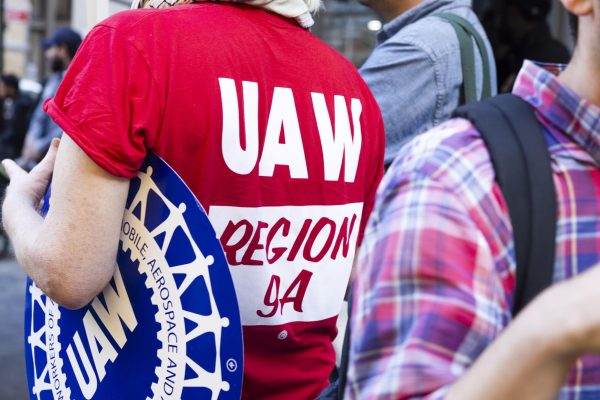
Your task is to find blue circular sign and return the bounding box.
[25,152,244,400]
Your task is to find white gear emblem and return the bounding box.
[27,285,70,400]
[128,166,232,399]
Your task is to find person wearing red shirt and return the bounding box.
[1,1,385,398]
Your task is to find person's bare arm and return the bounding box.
[446,265,600,400]
[2,134,130,309]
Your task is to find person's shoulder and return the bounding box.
[387,118,493,191]
[385,7,486,60]
[94,8,155,31]
[94,4,223,34]
[387,14,459,56]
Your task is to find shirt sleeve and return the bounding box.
[359,39,441,163]
[346,131,511,399]
[44,24,162,178]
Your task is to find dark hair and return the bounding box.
[1,74,19,92]
[63,42,80,59]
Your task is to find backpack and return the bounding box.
[455,94,557,314]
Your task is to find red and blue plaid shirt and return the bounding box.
[346,61,600,400]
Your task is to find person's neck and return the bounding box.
[379,0,422,21]
[558,22,600,107]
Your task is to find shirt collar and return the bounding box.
[377,0,470,43]
[513,60,600,166]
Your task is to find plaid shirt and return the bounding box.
[346,61,600,400]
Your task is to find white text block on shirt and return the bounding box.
[209,203,363,326]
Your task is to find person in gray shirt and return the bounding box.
[359,0,497,165]
[18,27,82,170]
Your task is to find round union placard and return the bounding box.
[25,152,243,400]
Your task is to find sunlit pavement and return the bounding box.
[0,256,29,399]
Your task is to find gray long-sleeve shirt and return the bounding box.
[26,72,64,155]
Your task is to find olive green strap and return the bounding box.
[434,12,493,104]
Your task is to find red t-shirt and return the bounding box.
[46,4,384,399]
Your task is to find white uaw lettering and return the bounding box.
[64,267,138,398]
[66,332,97,400]
[312,93,363,183]
[219,78,259,175]
[91,267,138,348]
[83,311,118,381]
[259,86,308,179]
[219,79,308,178]
[219,78,365,182]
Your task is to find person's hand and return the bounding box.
[520,263,600,361]
[444,264,600,400]
[2,138,59,209]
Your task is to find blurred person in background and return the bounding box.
[358,0,497,166]
[0,73,33,259]
[0,74,34,160]
[17,27,81,170]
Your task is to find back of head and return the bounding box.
[1,74,19,93]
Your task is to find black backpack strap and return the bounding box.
[454,94,557,315]
[434,13,493,104]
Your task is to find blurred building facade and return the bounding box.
[3,0,71,81]
[3,0,31,76]
[0,0,377,83]
[1,0,129,83]
[0,0,578,85]
[313,1,379,67]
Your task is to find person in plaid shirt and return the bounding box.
[346,0,600,399]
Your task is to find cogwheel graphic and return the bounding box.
[28,284,71,400]
[122,166,233,400]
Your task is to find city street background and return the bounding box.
[0,256,29,400]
